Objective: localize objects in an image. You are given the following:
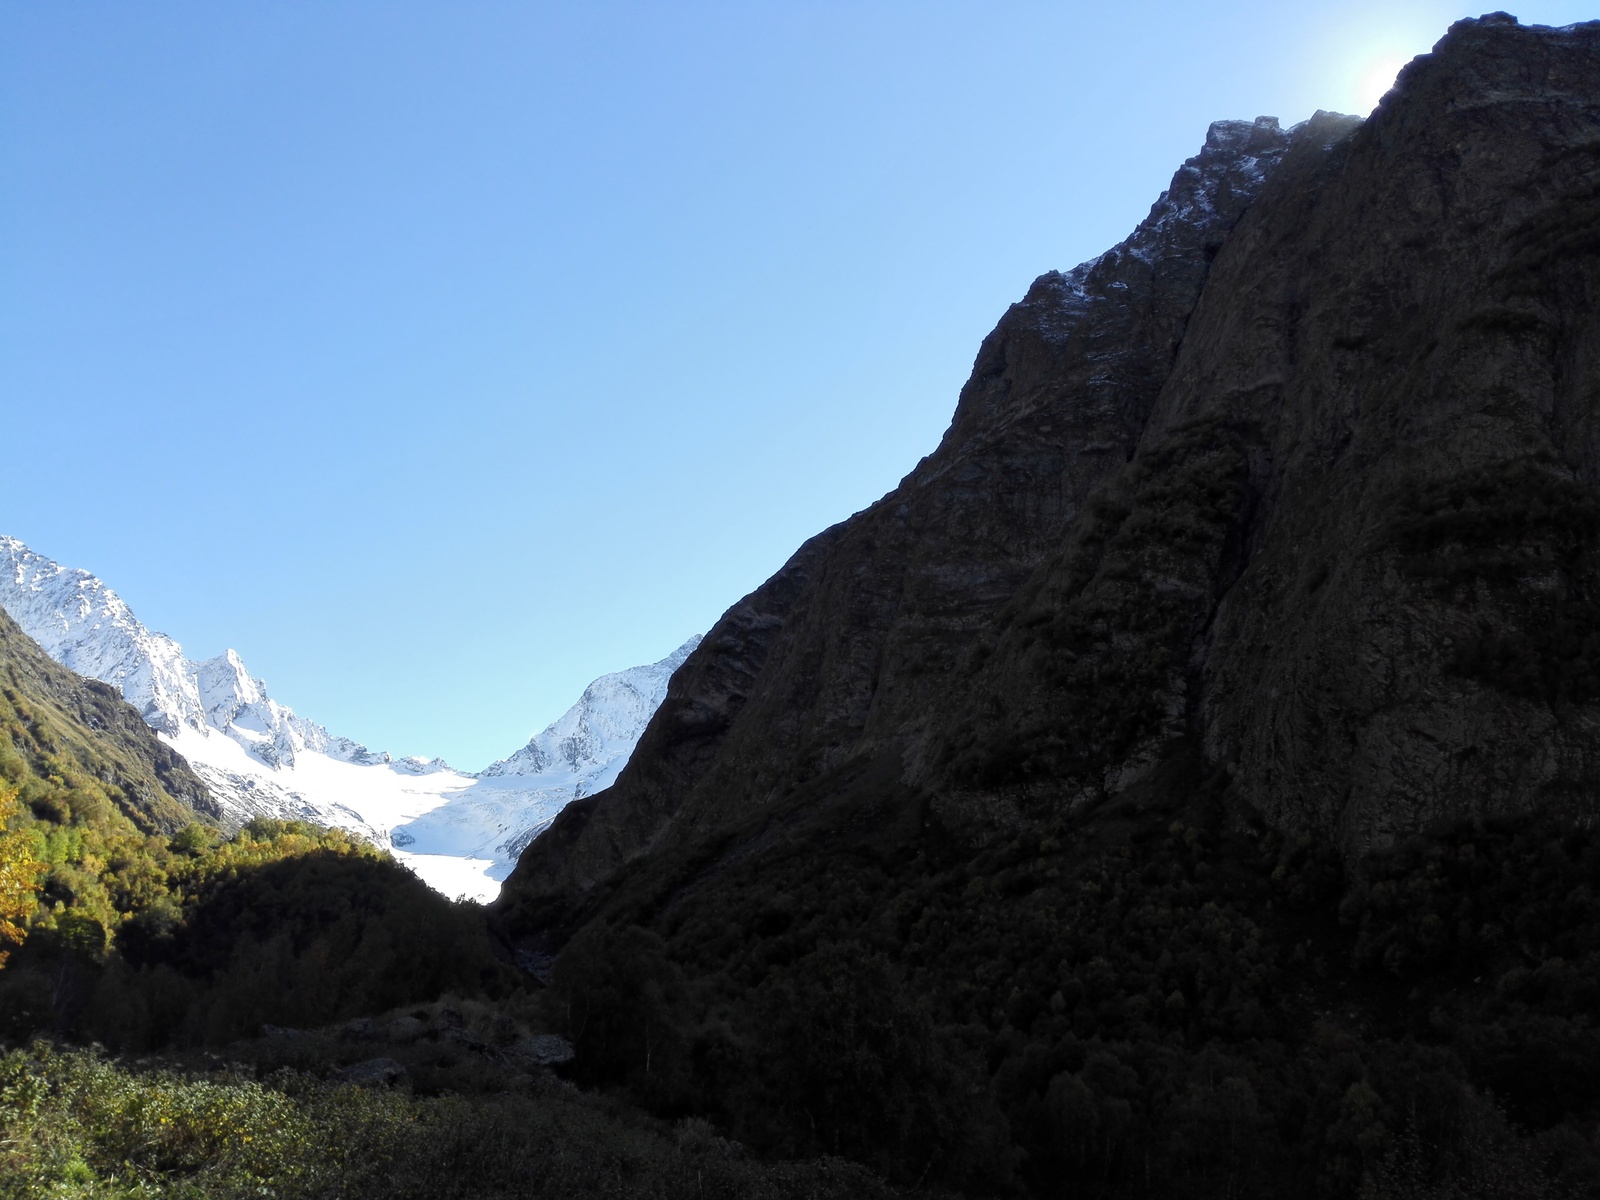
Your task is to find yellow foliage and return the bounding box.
[0,783,45,967]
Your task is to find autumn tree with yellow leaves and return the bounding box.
[0,783,43,967]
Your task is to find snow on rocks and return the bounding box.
[385,636,702,881]
[0,535,697,903]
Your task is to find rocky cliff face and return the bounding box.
[1188,14,1600,850]
[0,536,401,804]
[500,15,1600,927]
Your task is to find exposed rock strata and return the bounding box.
[500,15,1600,926]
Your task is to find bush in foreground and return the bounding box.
[0,1042,907,1200]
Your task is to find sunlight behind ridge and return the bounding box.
[1354,52,1411,111]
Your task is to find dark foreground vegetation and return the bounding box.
[2,597,1597,1199]
[0,691,910,1198]
[0,1040,896,1199]
[536,764,1600,1200]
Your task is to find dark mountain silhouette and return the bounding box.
[502,11,1600,930]
[495,15,1600,1196]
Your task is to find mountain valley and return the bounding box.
[0,535,697,900]
[3,12,1600,1199]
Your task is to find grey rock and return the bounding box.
[443,1027,491,1052]
[513,948,554,984]
[501,112,1298,915]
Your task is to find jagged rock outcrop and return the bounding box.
[499,15,1600,928]
[941,10,1600,852]
[504,112,1299,903]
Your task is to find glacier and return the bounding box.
[0,534,697,902]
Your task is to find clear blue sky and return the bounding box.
[2,2,1592,769]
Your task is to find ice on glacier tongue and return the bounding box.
[387,635,703,875]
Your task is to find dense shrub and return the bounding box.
[544,781,1599,1199]
[0,1043,904,1200]
[0,1043,902,1200]
[0,815,510,1050]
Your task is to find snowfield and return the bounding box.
[0,535,698,901]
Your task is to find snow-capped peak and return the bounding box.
[478,635,701,780]
[1,535,204,737]
[0,534,704,903]
[0,535,390,783]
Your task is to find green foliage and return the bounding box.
[1384,458,1599,568]
[1340,819,1600,1134]
[0,692,192,943]
[0,810,509,1050]
[0,1043,309,1197]
[553,923,691,1102]
[0,629,201,833]
[0,1043,903,1199]
[742,942,994,1177]
[109,843,505,1047]
[0,783,44,966]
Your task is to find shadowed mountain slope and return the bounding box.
[501,15,1600,934]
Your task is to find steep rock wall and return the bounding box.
[507,114,1296,903]
[500,15,1600,925]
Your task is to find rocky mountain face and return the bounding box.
[501,15,1600,920]
[0,536,393,770]
[0,604,213,832]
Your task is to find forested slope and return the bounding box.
[0,605,213,833]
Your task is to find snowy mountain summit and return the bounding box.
[389,637,700,866]
[481,640,697,781]
[0,535,697,900]
[0,536,401,803]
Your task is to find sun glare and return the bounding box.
[1355,53,1411,112]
